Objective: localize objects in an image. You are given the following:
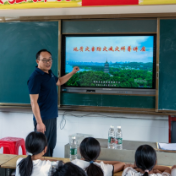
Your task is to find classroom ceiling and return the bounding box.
[0,4,176,19]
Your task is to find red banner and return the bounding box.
[82,0,138,6]
[0,0,175,10]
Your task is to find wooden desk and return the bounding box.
[114,171,122,176]
[1,155,70,169]
[44,156,70,163]
[0,154,17,166]
[1,155,123,176]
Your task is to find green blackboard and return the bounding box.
[61,93,155,109]
[159,19,176,110]
[61,20,156,109]
[62,20,157,33]
[0,21,58,104]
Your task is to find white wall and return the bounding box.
[0,4,176,18]
[0,109,168,158]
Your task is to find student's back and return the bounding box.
[72,137,125,176]
[16,132,58,176]
[122,145,171,176]
[123,167,170,176]
[16,158,56,176]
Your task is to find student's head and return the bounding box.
[135,145,157,176]
[51,162,87,176]
[18,131,47,176]
[80,137,103,176]
[36,49,52,72]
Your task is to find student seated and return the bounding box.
[16,132,59,176]
[122,144,171,176]
[50,161,87,176]
[171,165,176,176]
[71,137,125,176]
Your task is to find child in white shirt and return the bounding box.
[72,137,125,176]
[16,132,59,176]
[122,145,171,176]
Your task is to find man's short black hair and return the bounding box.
[36,49,52,60]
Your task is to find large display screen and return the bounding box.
[63,35,155,89]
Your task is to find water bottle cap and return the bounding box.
[117,126,121,128]
[110,125,114,128]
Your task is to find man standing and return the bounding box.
[27,49,79,157]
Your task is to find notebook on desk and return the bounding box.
[156,142,176,152]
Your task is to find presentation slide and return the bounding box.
[65,35,154,88]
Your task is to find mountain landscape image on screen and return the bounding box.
[65,35,154,88]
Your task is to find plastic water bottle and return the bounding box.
[108,126,115,149]
[115,126,123,150]
[70,137,77,161]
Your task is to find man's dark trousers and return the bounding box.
[34,118,57,157]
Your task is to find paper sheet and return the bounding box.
[158,143,176,150]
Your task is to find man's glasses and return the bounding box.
[39,59,53,63]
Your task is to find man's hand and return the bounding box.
[57,66,80,86]
[37,122,46,133]
[72,66,80,74]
